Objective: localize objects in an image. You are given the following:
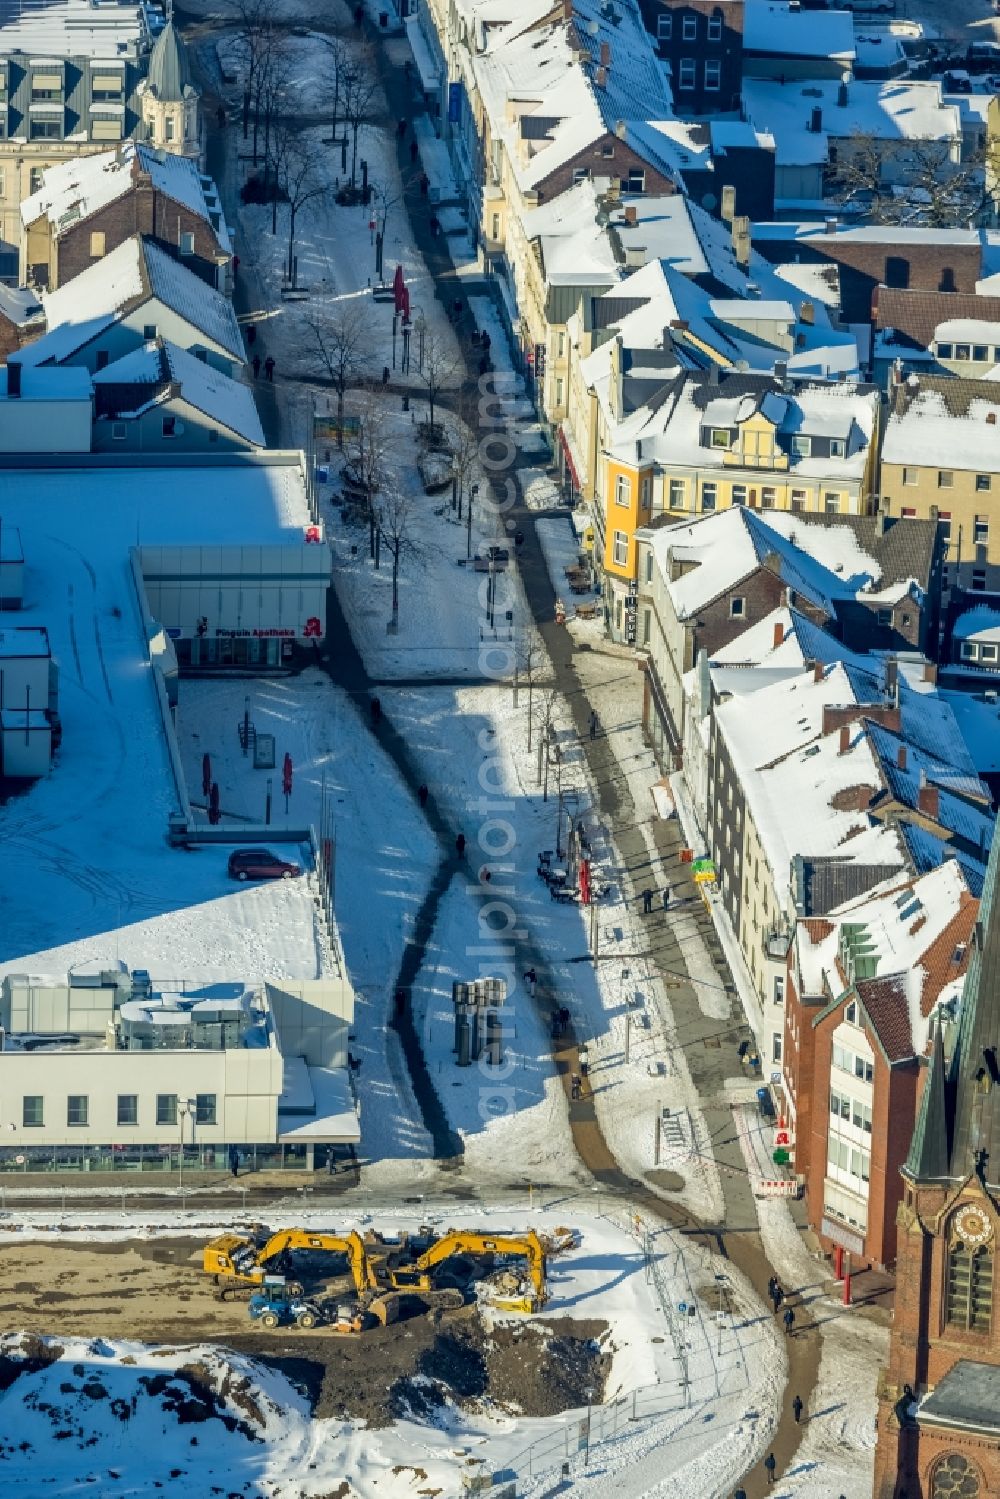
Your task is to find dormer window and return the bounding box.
[830,438,846,458]
[846,1000,858,1025]
[710,427,731,450]
[791,435,811,457]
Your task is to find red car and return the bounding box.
[228,848,301,881]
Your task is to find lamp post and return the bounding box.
[178,1098,195,1199]
[467,482,479,559]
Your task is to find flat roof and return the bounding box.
[0,458,327,986]
[278,1065,360,1144]
[0,625,48,656]
[0,365,92,402]
[920,1361,1000,1436]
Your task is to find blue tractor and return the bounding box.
[247,1279,324,1330]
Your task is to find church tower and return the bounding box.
[139,17,202,164]
[873,838,1000,1498]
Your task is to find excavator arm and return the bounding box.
[416,1230,548,1303]
[204,1229,374,1297]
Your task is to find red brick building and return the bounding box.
[873,831,1000,1499]
[785,863,977,1271]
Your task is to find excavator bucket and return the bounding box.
[369,1293,399,1326]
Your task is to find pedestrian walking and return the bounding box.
[252,353,261,379]
[370,695,382,725]
[246,322,257,345]
[524,968,537,996]
[661,885,671,910]
[589,709,598,740]
[764,1453,776,1485]
[579,1046,589,1078]
[783,1306,795,1336]
[642,888,654,914]
[409,138,418,164]
[229,1146,239,1179]
[420,172,429,195]
[571,1073,582,1100]
[455,832,466,857]
[792,1394,804,1423]
[418,783,429,808]
[264,354,275,381]
[775,1283,785,1308]
[767,1276,778,1302]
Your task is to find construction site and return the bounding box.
[0,1203,773,1495]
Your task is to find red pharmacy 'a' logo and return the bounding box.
[303,617,322,638]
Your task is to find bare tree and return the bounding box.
[446,394,479,519]
[270,128,327,283]
[305,307,369,444]
[414,328,461,437]
[322,35,351,147]
[516,626,545,749]
[231,0,281,151]
[347,387,397,556]
[827,132,987,227]
[342,50,380,187]
[374,483,421,628]
[532,690,560,799]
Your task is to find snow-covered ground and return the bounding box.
[0,466,329,986]
[0,1204,779,1499]
[733,1101,886,1499]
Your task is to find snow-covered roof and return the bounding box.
[0,0,149,60]
[882,376,1000,473]
[0,365,91,402]
[953,606,1000,644]
[742,78,960,167]
[0,284,44,329]
[27,235,243,367]
[934,318,1000,344]
[94,339,264,446]
[743,0,855,61]
[650,506,882,619]
[21,143,229,252]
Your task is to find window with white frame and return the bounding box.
[829,437,846,458]
[730,596,745,618]
[615,473,631,506]
[613,530,628,567]
[710,427,731,449]
[669,478,685,509]
[732,484,748,505]
[708,11,723,40]
[705,59,721,90]
[774,975,785,1005]
[656,13,672,39]
[791,435,811,458]
[701,482,717,511]
[682,15,697,39]
[678,58,696,89]
[640,474,651,508]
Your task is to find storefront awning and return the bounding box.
[559,424,581,493]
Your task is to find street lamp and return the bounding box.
[467,482,480,559]
[178,1098,195,1199]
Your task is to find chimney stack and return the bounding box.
[772,621,784,650]
[6,360,21,399]
[837,80,849,108]
[897,743,907,771]
[813,660,824,684]
[624,204,637,226]
[918,782,940,820]
[733,214,751,268]
[800,299,815,326]
[600,40,611,66]
[596,65,607,87]
[922,661,938,685]
[825,216,838,235]
[809,106,822,134]
[721,183,736,224]
[839,724,851,755]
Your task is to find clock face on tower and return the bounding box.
[954,1205,993,1248]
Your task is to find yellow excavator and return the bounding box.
[203,1229,376,1300]
[412,1229,549,1312]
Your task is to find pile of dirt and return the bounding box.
[242,1309,610,1429]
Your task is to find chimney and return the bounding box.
[800,299,815,326]
[922,661,938,685]
[897,743,907,771]
[562,0,572,19]
[596,65,607,87]
[885,657,899,706]
[813,660,824,684]
[772,621,784,650]
[825,216,838,235]
[600,40,611,66]
[7,360,21,399]
[810,106,823,134]
[721,183,736,223]
[988,412,997,426]
[837,80,849,108]
[839,724,851,755]
[624,204,637,226]
[918,782,940,820]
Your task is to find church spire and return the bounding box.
[904,1016,951,1183]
